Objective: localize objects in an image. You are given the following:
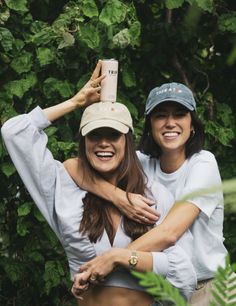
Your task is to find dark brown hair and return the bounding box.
[78,131,151,244]
[138,111,205,159]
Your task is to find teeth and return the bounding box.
[163,132,179,137]
[96,152,114,157]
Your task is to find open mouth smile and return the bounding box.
[95,151,114,159]
[162,132,180,138]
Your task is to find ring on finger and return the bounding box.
[73,286,81,292]
[90,275,97,282]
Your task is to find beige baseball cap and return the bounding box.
[80,101,134,136]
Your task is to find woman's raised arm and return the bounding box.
[43,61,104,122]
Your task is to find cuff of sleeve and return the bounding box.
[28,106,52,130]
[151,252,169,277]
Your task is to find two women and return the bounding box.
[1,63,196,305]
[65,80,228,305]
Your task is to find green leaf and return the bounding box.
[79,23,100,49]
[37,47,55,66]
[99,0,127,26]
[195,0,214,12]
[45,126,58,137]
[5,0,28,12]
[17,203,32,217]
[28,251,44,263]
[31,28,53,46]
[3,260,25,282]
[43,78,74,98]
[0,27,14,51]
[122,65,136,88]
[58,31,75,49]
[10,51,33,74]
[0,8,10,25]
[1,163,16,177]
[43,260,65,294]
[82,0,98,18]
[4,73,37,98]
[165,0,185,9]
[129,21,141,47]
[17,218,29,236]
[33,208,46,222]
[218,13,236,33]
[113,28,130,48]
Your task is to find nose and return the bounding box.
[97,137,110,147]
[165,114,176,127]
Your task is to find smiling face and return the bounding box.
[85,127,126,182]
[150,101,193,158]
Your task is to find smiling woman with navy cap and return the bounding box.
[1,62,197,306]
[65,81,228,306]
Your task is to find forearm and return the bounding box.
[43,98,78,122]
[128,202,200,252]
[64,158,127,205]
[64,157,159,224]
[128,224,175,252]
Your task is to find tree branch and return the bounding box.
[171,54,192,90]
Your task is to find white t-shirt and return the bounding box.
[137,150,228,281]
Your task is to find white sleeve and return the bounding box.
[2,106,64,236]
[180,152,223,218]
[152,245,197,300]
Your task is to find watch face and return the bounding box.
[129,255,138,266]
[130,257,137,265]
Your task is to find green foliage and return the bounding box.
[132,270,187,305]
[210,256,236,305]
[0,0,236,304]
[133,256,236,306]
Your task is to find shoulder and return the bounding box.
[136,150,158,169]
[63,157,78,170]
[188,150,218,166]
[136,150,149,161]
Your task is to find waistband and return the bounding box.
[196,278,213,290]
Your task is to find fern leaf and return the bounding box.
[132,271,188,306]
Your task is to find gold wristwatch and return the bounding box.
[128,251,138,269]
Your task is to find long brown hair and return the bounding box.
[78,130,152,243]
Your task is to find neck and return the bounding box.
[160,150,186,173]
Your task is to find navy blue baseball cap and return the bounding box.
[145,82,196,115]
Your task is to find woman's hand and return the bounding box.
[79,249,119,281]
[72,249,119,299]
[43,61,105,122]
[114,192,160,225]
[71,60,105,108]
[71,270,90,300]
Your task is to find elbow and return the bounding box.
[160,227,179,247]
[166,234,178,247]
[1,122,10,142]
[1,118,16,142]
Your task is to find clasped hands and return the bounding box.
[71,248,119,300]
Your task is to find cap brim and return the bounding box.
[145,98,195,115]
[81,119,130,136]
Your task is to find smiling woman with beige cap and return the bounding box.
[1,62,197,305]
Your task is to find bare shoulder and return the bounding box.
[63,157,78,170]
